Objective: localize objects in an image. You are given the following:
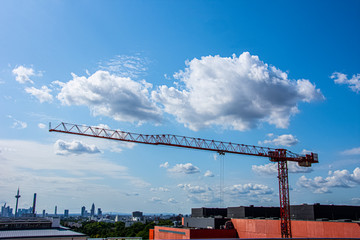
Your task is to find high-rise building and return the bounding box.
[42,210,46,217]
[132,211,143,221]
[64,209,69,218]
[1,204,13,217]
[54,206,57,216]
[97,208,102,217]
[81,206,86,217]
[90,203,95,217]
[132,211,143,218]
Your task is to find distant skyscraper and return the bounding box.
[90,203,95,216]
[1,204,13,217]
[81,206,86,217]
[14,188,21,218]
[97,208,102,216]
[132,211,143,222]
[64,209,69,218]
[42,210,46,217]
[54,206,57,216]
[132,211,143,218]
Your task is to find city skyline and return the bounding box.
[0,0,359,213]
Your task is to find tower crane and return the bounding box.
[49,122,318,238]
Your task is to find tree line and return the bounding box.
[69,219,173,239]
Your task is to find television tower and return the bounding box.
[15,188,21,217]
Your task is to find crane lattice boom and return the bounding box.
[49,122,319,238]
[49,122,317,164]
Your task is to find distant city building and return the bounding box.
[81,206,86,217]
[90,203,95,217]
[132,211,145,224]
[132,211,143,218]
[54,206,57,216]
[97,208,102,216]
[17,207,34,217]
[64,209,69,218]
[1,204,13,217]
[42,210,46,217]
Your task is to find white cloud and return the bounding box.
[204,170,215,177]
[98,55,149,79]
[38,123,46,129]
[25,86,53,103]
[92,124,111,129]
[177,183,207,194]
[342,146,360,155]
[54,139,101,155]
[125,192,139,197]
[225,183,273,196]
[150,187,169,192]
[8,116,27,129]
[168,163,200,174]
[150,197,162,202]
[331,72,360,93]
[57,71,162,124]
[297,167,360,193]
[252,162,313,175]
[152,52,324,131]
[12,66,35,84]
[168,198,178,204]
[0,139,150,188]
[160,162,169,168]
[259,134,299,147]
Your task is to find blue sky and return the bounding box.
[0,0,359,215]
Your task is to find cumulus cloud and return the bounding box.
[12,66,36,84]
[152,52,324,131]
[150,187,169,192]
[177,183,207,193]
[38,123,46,129]
[54,139,101,155]
[204,170,215,177]
[225,183,273,196]
[342,147,360,155]
[160,162,170,168]
[297,167,360,193]
[57,71,162,124]
[25,86,53,103]
[177,184,219,204]
[168,163,200,174]
[7,116,27,129]
[331,72,360,93]
[252,162,313,175]
[259,134,299,147]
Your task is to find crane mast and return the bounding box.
[49,122,318,238]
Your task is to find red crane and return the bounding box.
[49,122,318,238]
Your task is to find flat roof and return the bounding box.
[0,228,86,239]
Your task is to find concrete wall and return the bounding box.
[231,218,360,238]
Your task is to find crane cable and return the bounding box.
[218,151,225,207]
